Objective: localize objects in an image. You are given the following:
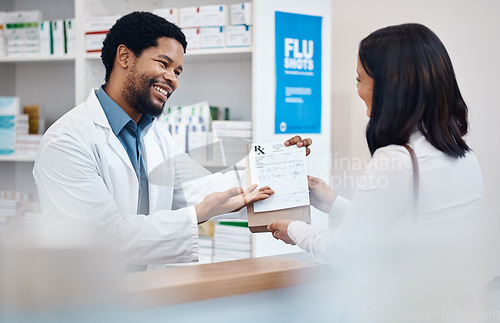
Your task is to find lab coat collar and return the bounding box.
[95,86,132,137]
[87,89,112,130]
[86,89,136,174]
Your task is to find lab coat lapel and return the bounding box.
[143,130,159,212]
[86,89,136,173]
[107,134,135,173]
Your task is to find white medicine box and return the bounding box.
[230,3,252,26]
[85,33,106,53]
[153,8,179,25]
[226,25,251,47]
[38,20,51,55]
[0,97,21,115]
[199,5,228,27]
[4,10,42,24]
[200,27,225,49]
[52,19,65,55]
[0,12,5,57]
[65,19,76,54]
[179,7,200,28]
[183,27,201,49]
[84,15,118,53]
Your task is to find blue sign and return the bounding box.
[275,11,322,134]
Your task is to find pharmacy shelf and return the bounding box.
[0,55,76,63]
[186,47,252,56]
[0,154,36,162]
[187,47,252,62]
[84,46,252,60]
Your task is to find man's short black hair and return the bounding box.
[101,11,187,83]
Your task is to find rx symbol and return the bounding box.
[254,146,265,155]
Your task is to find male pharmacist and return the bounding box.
[33,12,311,267]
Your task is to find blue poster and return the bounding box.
[275,11,322,134]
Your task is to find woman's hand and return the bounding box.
[284,136,312,156]
[268,220,295,245]
[308,175,337,214]
[195,184,274,223]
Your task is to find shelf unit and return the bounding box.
[0,0,332,258]
[84,46,252,60]
[0,54,76,62]
[0,154,37,162]
[0,0,76,198]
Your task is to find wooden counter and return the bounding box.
[121,252,336,308]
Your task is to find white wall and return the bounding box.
[330,0,500,274]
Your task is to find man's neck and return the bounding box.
[102,83,142,124]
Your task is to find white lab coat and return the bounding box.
[33,89,246,265]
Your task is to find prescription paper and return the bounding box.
[249,141,309,213]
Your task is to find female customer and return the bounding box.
[268,23,483,265]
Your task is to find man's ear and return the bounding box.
[116,44,131,69]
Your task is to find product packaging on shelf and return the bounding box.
[0,11,6,57]
[213,221,251,262]
[200,26,225,49]
[38,20,51,55]
[4,10,41,57]
[65,19,75,54]
[179,6,201,28]
[199,5,228,27]
[182,27,201,49]
[52,19,65,55]
[84,15,119,53]
[226,25,251,47]
[153,8,179,25]
[230,3,252,26]
[0,97,20,115]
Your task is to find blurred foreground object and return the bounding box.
[0,236,122,315]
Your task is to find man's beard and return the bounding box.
[122,66,170,117]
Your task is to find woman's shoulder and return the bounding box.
[372,132,433,162]
[371,144,413,169]
[372,132,480,173]
[369,133,426,172]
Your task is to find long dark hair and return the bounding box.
[359,23,470,158]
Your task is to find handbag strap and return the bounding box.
[402,144,419,225]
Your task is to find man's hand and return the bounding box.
[195,184,274,223]
[308,175,337,214]
[284,136,312,156]
[267,220,295,245]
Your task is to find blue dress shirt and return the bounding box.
[96,86,153,215]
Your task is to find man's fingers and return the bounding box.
[255,186,274,200]
[284,136,312,156]
[238,185,273,205]
[250,191,272,203]
[302,138,312,147]
[244,184,258,194]
[259,186,274,195]
[227,187,242,198]
[284,135,302,146]
[245,185,273,196]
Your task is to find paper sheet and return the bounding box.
[249,141,310,213]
